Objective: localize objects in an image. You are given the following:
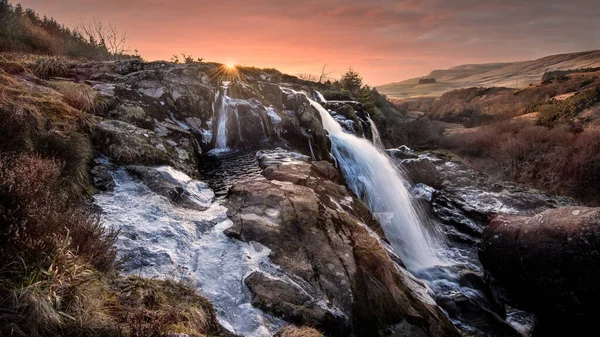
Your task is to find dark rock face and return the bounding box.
[322,101,371,137]
[399,158,441,189]
[479,207,600,336]
[387,149,577,243]
[90,164,115,191]
[225,151,460,337]
[73,60,334,169]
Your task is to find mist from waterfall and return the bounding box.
[294,89,443,269]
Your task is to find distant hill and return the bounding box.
[377,50,600,99]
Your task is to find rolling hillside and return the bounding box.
[378,50,600,99]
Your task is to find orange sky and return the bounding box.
[18,0,600,86]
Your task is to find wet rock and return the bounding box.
[245,272,345,333]
[479,207,600,336]
[126,165,214,211]
[400,157,440,188]
[386,145,418,161]
[91,164,115,191]
[94,120,170,165]
[281,92,331,160]
[226,151,460,337]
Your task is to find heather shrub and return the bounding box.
[443,120,600,204]
[0,155,117,272]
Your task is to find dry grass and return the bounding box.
[30,57,70,79]
[394,71,600,128]
[0,60,28,75]
[275,325,325,337]
[112,276,221,337]
[443,120,600,204]
[117,105,147,122]
[49,81,97,111]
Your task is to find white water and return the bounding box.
[214,82,231,151]
[367,116,385,150]
[95,166,282,336]
[300,90,442,269]
[314,91,327,103]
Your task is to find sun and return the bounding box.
[225,63,236,70]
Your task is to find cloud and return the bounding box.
[18,0,600,84]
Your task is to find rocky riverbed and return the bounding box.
[76,59,599,337]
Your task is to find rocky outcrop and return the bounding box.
[387,149,576,243]
[322,101,371,137]
[479,207,600,336]
[72,59,334,162]
[225,150,459,337]
[93,119,199,176]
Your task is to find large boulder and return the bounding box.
[93,120,199,176]
[225,150,459,337]
[479,207,600,336]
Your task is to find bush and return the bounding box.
[0,155,117,272]
[537,85,600,126]
[443,120,600,204]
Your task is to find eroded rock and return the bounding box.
[225,151,460,337]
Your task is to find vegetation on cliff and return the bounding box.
[392,69,600,205]
[0,0,136,60]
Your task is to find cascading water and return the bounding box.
[307,89,531,335]
[214,81,231,151]
[292,89,442,270]
[367,116,385,150]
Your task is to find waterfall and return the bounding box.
[214,82,231,151]
[294,89,442,269]
[367,116,385,150]
[314,91,327,103]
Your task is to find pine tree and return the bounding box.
[340,67,363,95]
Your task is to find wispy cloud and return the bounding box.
[18,0,600,84]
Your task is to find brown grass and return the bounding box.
[275,325,325,337]
[0,60,28,75]
[49,80,98,112]
[394,71,600,128]
[29,56,70,79]
[443,120,600,204]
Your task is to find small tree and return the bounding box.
[78,18,129,58]
[340,67,363,95]
[319,63,335,83]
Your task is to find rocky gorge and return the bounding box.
[3,57,598,337]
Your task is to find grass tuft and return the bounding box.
[30,57,70,79]
[275,325,325,337]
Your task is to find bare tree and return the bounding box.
[297,73,319,82]
[78,18,129,58]
[319,63,335,83]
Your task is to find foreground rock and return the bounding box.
[479,207,600,336]
[225,150,459,337]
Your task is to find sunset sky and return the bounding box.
[18,0,600,85]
